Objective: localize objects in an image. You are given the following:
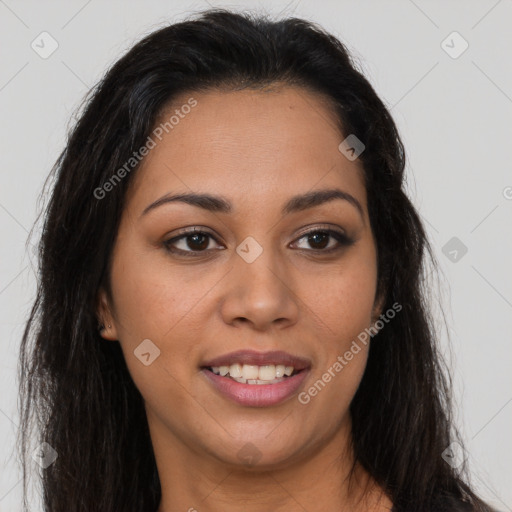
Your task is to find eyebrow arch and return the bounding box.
[140,188,364,220]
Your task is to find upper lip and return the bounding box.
[201,349,311,371]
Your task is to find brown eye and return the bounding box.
[163,229,223,256]
[185,233,210,251]
[307,231,330,250]
[293,229,354,253]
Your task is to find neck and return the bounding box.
[151,412,392,512]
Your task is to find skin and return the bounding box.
[97,85,393,512]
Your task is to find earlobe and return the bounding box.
[96,288,118,341]
[371,291,386,324]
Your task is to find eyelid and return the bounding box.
[163,226,225,257]
[290,225,353,252]
[167,225,218,239]
[293,223,347,239]
[163,223,354,257]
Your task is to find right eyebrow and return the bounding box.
[140,192,231,218]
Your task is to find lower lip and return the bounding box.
[201,368,309,407]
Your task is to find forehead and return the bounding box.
[126,85,367,214]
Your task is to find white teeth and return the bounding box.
[284,366,294,376]
[229,363,242,378]
[234,377,286,385]
[209,363,298,383]
[258,365,276,380]
[242,365,259,380]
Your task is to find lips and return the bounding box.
[200,349,311,371]
[199,349,312,406]
[201,366,310,407]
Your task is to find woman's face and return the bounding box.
[99,85,382,473]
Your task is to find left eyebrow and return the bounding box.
[140,187,364,221]
[281,188,364,220]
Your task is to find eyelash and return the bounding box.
[163,226,354,258]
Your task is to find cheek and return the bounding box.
[108,246,222,386]
[304,247,378,345]
[299,267,375,422]
[110,245,211,339]
[297,241,377,410]
[108,258,199,411]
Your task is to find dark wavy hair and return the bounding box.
[18,8,496,512]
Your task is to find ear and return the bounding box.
[96,287,118,341]
[371,289,386,324]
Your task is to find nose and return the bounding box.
[219,246,300,332]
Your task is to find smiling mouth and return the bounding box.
[203,364,302,385]
[200,364,310,407]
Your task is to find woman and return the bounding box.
[18,8,497,512]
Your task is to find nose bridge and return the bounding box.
[238,242,282,291]
[220,235,299,329]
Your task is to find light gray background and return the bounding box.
[1,0,511,510]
